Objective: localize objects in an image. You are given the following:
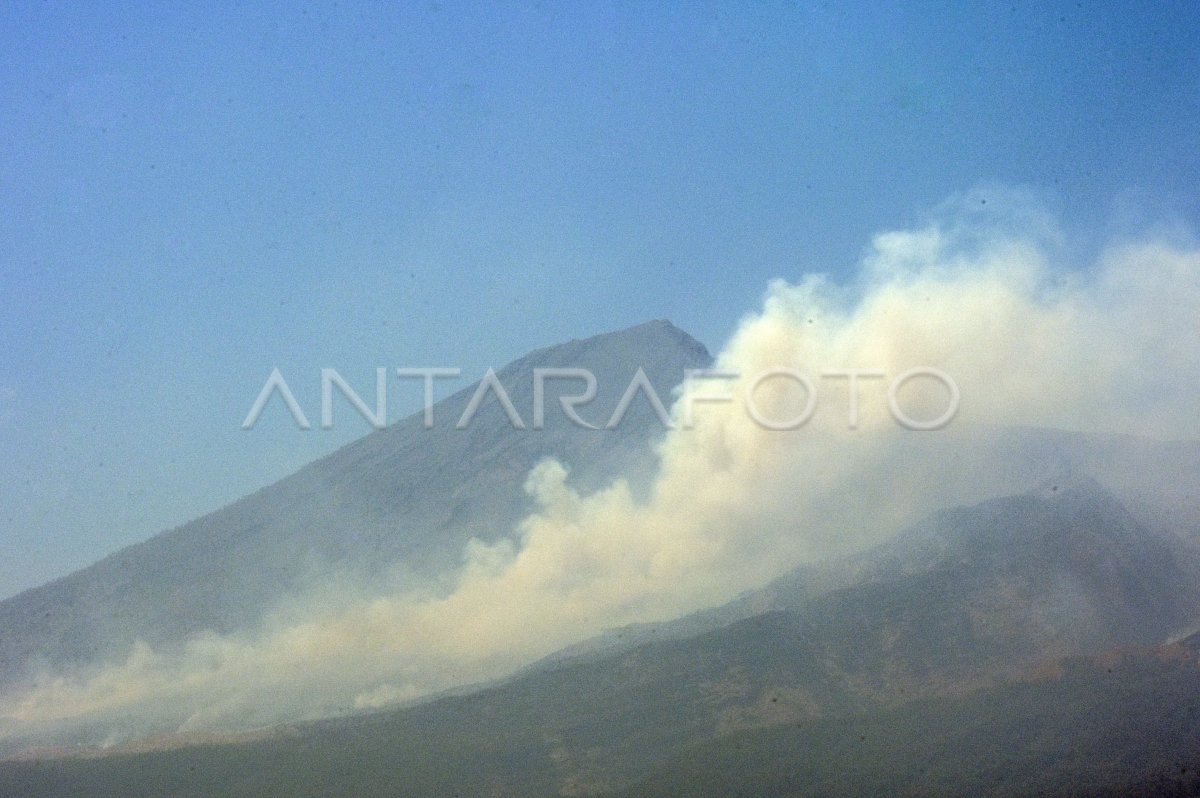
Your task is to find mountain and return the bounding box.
[532,474,1200,679]
[568,478,1200,714]
[5,317,1200,794]
[0,320,712,688]
[5,480,1197,796]
[783,476,1200,682]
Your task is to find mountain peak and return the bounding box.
[512,319,711,372]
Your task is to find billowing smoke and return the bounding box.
[3,189,1198,750]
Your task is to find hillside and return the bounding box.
[4,482,1197,795]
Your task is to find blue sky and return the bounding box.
[1,1,1198,599]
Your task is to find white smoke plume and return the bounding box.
[2,189,1198,750]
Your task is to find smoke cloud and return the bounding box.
[3,189,1198,751]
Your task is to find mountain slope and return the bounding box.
[607,647,1200,798]
[0,320,711,687]
[785,477,1200,686]
[532,474,1200,679]
[5,480,1197,795]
